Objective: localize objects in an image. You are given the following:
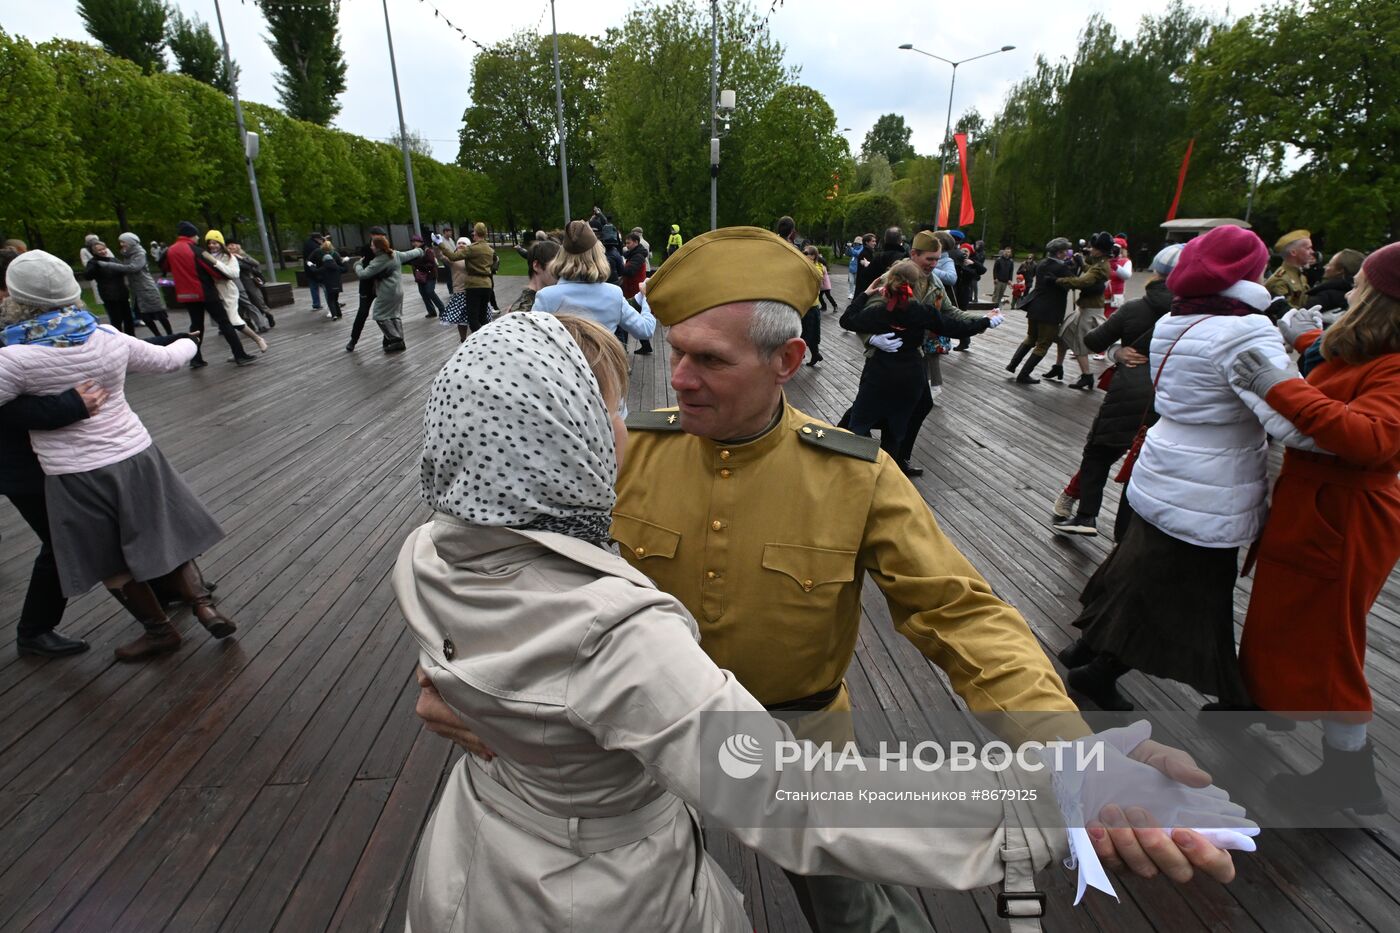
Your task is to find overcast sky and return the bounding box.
[3,0,1269,161]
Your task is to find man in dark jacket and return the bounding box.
[1050,243,1182,539]
[1005,237,1074,384]
[601,225,625,286]
[991,247,1015,306]
[852,226,906,295]
[303,233,325,311]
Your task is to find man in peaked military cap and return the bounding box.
[1265,229,1314,309]
[610,226,1244,931]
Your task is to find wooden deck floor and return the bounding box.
[1,276,1398,932]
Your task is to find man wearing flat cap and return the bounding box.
[610,226,1244,931]
[1265,229,1313,309]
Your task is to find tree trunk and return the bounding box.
[115,203,129,232]
[268,212,285,268]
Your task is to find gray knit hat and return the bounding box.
[1045,237,1072,254]
[5,250,82,307]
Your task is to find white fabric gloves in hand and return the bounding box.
[1048,720,1259,851]
[986,313,1005,329]
[869,332,903,353]
[1278,305,1325,346]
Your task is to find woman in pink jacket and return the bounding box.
[0,251,238,660]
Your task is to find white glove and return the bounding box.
[869,332,903,353]
[431,232,444,245]
[985,312,1005,329]
[1046,720,1260,852]
[1278,305,1324,346]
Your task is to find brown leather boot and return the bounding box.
[164,561,237,639]
[110,582,182,662]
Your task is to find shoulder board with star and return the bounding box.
[796,423,881,462]
[626,408,685,431]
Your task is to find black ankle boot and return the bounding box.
[1056,639,1096,670]
[1016,353,1043,384]
[1071,373,1095,390]
[1066,655,1135,711]
[1269,740,1386,815]
[1006,343,1031,374]
[1043,364,1065,381]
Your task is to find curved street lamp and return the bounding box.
[899,43,1015,224]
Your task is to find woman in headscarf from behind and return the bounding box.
[1059,225,1317,714]
[395,313,1109,932]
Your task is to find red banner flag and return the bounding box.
[936,174,953,227]
[1165,137,1195,221]
[955,133,974,226]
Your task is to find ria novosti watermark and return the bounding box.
[718,733,1104,780]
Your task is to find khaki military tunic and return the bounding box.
[612,401,1089,745]
[1265,263,1309,309]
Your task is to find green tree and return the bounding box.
[167,9,235,93]
[77,0,167,75]
[42,39,192,230]
[595,0,789,240]
[459,30,607,232]
[860,113,915,164]
[739,85,847,227]
[866,153,893,194]
[154,74,243,229]
[0,30,84,234]
[841,192,902,238]
[1189,0,1400,245]
[258,0,347,125]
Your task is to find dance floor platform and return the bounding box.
[2,274,1398,932]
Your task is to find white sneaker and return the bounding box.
[928,384,943,407]
[324,311,334,320]
[1052,491,1076,519]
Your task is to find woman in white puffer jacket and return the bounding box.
[1059,225,1313,714]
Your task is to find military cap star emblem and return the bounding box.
[667,414,677,424]
[816,430,825,438]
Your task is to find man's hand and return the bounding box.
[75,381,108,417]
[1092,734,1247,883]
[414,665,495,760]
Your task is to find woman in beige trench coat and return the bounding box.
[394,313,1253,932]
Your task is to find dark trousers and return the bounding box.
[183,299,250,362]
[105,296,136,335]
[349,294,373,347]
[801,306,821,356]
[6,492,66,637]
[1076,442,1127,520]
[325,288,343,319]
[896,382,935,464]
[140,311,173,336]
[416,280,445,316]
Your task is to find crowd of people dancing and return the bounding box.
[2,210,1396,931]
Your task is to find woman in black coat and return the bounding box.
[1050,246,1180,539]
[840,260,991,457]
[83,243,135,335]
[852,227,906,296]
[1306,248,1364,317]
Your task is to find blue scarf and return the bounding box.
[2,307,99,348]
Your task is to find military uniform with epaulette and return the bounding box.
[619,225,1087,933]
[1266,228,1313,310]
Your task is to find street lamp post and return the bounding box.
[550,0,571,226]
[382,0,422,239]
[898,43,1014,225]
[211,0,275,275]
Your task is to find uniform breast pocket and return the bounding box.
[761,543,856,597]
[611,512,681,564]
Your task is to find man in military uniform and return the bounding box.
[606,226,1241,931]
[1265,229,1313,309]
[1051,231,1114,390]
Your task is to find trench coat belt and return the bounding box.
[463,755,685,856]
[1287,451,1398,490]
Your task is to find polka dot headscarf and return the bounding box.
[420,312,617,546]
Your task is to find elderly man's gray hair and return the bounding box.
[749,300,802,357]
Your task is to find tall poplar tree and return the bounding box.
[258,0,347,125]
[77,0,168,75]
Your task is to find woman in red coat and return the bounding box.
[1230,241,1400,815]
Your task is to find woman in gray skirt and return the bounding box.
[0,251,238,661]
